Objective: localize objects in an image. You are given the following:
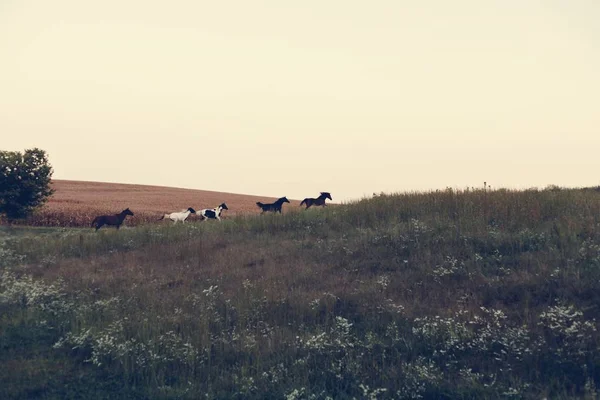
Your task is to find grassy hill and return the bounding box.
[1,187,600,399]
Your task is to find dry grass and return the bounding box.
[14,180,303,227]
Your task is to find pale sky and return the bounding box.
[1,0,599,201]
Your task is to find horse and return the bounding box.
[91,208,134,231]
[198,203,228,221]
[159,207,196,223]
[256,197,290,214]
[300,192,332,209]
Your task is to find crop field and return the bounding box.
[2,186,600,399]
[10,180,302,227]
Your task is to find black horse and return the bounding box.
[300,192,332,209]
[91,208,134,231]
[256,197,290,214]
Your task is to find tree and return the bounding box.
[0,148,54,221]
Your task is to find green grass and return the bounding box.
[1,187,600,399]
[0,225,82,237]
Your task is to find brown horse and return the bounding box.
[91,208,134,231]
[300,192,332,209]
[256,197,290,214]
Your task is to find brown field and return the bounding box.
[13,180,302,227]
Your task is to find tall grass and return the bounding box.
[2,187,600,399]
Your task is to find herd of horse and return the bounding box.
[91,192,332,231]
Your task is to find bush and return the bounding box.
[0,148,54,221]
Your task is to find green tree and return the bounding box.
[0,148,54,221]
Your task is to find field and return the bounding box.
[11,180,302,227]
[2,186,600,399]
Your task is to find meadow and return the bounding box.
[1,186,600,399]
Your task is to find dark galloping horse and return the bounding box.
[300,192,332,209]
[91,208,134,231]
[256,197,290,214]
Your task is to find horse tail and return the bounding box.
[91,217,99,227]
[158,215,165,221]
[300,199,307,207]
[256,202,264,208]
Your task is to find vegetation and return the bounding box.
[1,186,600,399]
[0,148,54,222]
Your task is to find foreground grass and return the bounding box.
[2,187,600,399]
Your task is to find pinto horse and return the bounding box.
[198,203,228,221]
[159,207,196,223]
[256,197,290,214]
[300,192,332,209]
[91,208,134,231]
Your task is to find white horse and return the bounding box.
[198,203,228,221]
[158,207,196,223]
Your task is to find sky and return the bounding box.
[1,0,599,201]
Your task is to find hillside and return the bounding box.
[1,187,600,399]
[16,180,303,226]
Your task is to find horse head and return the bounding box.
[220,203,229,210]
[280,197,290,203]
[123,208,134,216]
[320,192,332,201]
